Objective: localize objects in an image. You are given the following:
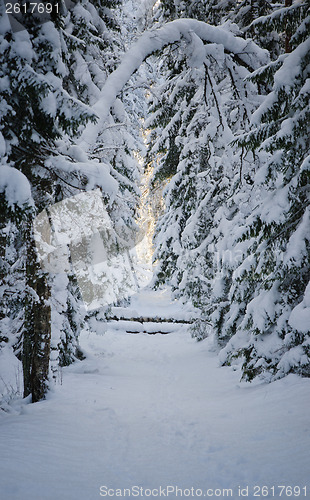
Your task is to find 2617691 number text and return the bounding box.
[5,3,59,15]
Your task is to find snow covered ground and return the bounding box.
[1,290,310,500]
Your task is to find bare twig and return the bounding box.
[204,63,224,131]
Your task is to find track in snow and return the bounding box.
[1,290,310,500]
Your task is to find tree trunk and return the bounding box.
[24,220,51,402]
[0,196,8,342]
[285,0,293,53]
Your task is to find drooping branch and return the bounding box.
[80,19,269,148]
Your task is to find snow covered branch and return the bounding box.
[80,19,269,147]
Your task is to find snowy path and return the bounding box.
[1,291,310,500]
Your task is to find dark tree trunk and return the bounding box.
[0,196,8,342]
[285,0,293,53]
[24,219,51,402]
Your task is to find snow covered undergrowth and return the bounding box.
[1,291,310,500]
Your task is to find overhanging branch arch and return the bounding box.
[80,19,269,148]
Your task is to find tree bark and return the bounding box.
[285,0,293,53]
[24,219,51,402]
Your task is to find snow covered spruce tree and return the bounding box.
[0,0,141,402]
[157,0,278,31]
[146,3,265,326]
[0,169,33,400]
[0,9,66,400]
[219,0,310,380]
[145,1,309,380]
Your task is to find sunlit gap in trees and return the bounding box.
[134,122,165,287]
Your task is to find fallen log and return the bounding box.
[106,316,194,324]
[126,331,172,335]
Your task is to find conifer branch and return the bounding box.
[37,163,86,192]
[204,63,224,131]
